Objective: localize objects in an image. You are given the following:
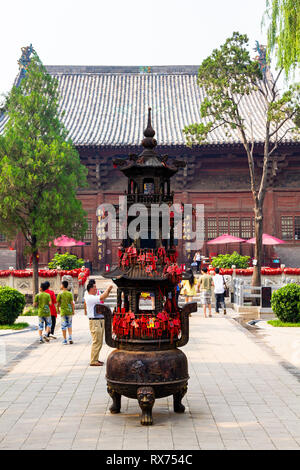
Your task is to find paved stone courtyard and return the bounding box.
[0,309,300,450]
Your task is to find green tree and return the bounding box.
[183,32,299,286]
[0,52,88,296]
[265,0,300,78]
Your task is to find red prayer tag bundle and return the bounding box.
[112,309,181,342]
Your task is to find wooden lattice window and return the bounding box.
[241,217,252,239]
[281,216,293,240]
[0,233,6,242]
[110,217,120,240]
[207,217,217,240]
[294,216,300,241]
[218,217,228,235]
[229,217,240,237]
[84,219,93,242]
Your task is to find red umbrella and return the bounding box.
[207,234,246,244]
[50,235,86,247]
[206,234,246,261]
[246,233,285,266]
[246,233,285,245]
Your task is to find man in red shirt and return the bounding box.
[44,281,57,339]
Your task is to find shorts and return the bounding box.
[38,316,52,331]
[200,290,212,305]
[61,316,73,330]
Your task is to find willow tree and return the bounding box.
[265,0,300,78]
[184,32,299,286]
[0,51,88,296]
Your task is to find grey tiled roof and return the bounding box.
[0,65,297,147]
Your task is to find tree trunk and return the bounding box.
[252,205,263,287]
[32,243,39,299]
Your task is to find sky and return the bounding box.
[1,0,271,97]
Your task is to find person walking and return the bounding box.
[213,267,227,315]
[34,282,52,343]
[57,280,75,345]
[193,251,201,273]
[180,269,198,304]
[84,283,113,366]
[198,267,214,318]
[44,281,57,338]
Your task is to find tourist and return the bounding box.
[213,268,227,315]
[78,266,87,302]
[43,281,57,338]
[193,251,201,272]
[180,269,198,304]
[84,279,104,311]
[57,280,75,345]
[34,282,52,344]
[86,278,102,295]
[84,279,102,315]
[198,267,214,317]
[84,283,113,366]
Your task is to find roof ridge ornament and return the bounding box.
[253,41,269,78]
[17,44,34,87]
[18,44,34,71]
[141,107,157,150]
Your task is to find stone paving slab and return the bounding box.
[0,309,300,450]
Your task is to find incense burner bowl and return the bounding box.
[100,302,196,425]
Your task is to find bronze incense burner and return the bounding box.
[102,109,196,425]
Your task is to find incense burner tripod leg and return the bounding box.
[107,385,121,414]
[137,386,155,426]
[173,384,187,413]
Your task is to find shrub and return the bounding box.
[0,322,29,330]
[48,252,84,270]
[271,283,300,323]
[0,287,26,325]
[211,251,250,269]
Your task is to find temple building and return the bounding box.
[0,61,299,270]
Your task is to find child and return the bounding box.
[44,281,57,338]
[34,282,52,343]
[57,280,75,345]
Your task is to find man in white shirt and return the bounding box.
[84,282,113,366]
[214,268,227,315]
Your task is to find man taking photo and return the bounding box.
[84,282,113,366]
